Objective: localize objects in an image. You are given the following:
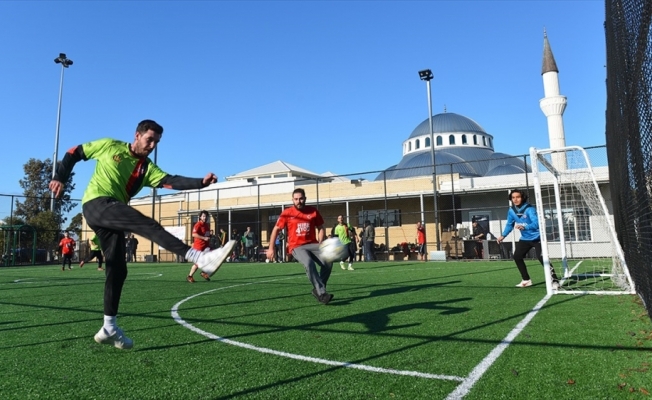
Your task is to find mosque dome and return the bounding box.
[376,112,530,181]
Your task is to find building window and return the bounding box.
[436,136,443,146]
[473,135,478,145]
[449,135,455,145]
[488,137,492,148]
[544,207,592,242]
[425,137,431,147]
[415,139,420,149]
[482,136,486,146]
[462,134,467,144]
[358,209,401,228]
[273,173,288,178]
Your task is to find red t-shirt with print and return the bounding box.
[275,205,324,253]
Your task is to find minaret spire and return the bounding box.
[539,29,568,169]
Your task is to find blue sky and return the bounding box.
[0,1,605,215]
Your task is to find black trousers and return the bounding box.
[83,197,192,316]
[513,240,558,281]
[84,250,104,269]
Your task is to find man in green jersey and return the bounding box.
[80,233,104,270]
[49,119,236,350]
[334,215,355,271]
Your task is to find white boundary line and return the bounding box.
[444,294,552,399]
[171,276,464,382]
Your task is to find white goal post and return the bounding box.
[529,146,635,295]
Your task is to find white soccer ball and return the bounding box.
[319,237,349,263]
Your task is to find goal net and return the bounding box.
[530,146,635,295]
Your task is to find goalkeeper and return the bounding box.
[496,189,560,289]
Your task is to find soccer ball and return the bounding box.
[319,238,349,263]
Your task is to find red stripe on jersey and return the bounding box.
[125,159,147,201]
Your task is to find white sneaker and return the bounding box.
[340,261,345,270]
[198,240,236,277]
[515,280,532,288]
[552,281,560,290]
[347,264,354,271]
[94,327,133,350]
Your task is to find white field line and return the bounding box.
[444,294,552,399]
[171,276,464,382]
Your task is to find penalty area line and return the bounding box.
[445,294,552,399]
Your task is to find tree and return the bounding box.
[65,212,83,239]
[15,158,77,228]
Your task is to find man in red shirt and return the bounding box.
[187,211,212,283]
[59,231,76,271]
[267,188,334,304]
[416,221,427,261]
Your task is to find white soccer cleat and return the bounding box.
[94,327,133,350]
[340,261,345,270]
[515,280,532,288]
[199,240,236,277]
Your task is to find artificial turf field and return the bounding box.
[1,259,650,399]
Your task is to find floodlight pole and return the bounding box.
[51,53,73,212]
[419,69,441,251]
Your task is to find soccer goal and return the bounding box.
[530,146,635,295]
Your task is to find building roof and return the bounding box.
[225,160,323,181]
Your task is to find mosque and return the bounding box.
[111,33,611,262]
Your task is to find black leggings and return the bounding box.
[83,197,192,316]
[84,250,104,269]
[513,240,558,281]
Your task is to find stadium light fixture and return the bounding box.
[50,53,73,212]
[418,68,441,251]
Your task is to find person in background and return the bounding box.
[266,188,334,304]
[472,220,486,259]
[59,231,76,271]
[218,228,227,248]
[416,221,427,261]
[334,215,355,271]
[497,189,560,289]
[244,226,256,262]
[187,211,212,283]
[80,233,104,271]
[129,234,138,262]
[363,220,376,261]
[275,230,285,263]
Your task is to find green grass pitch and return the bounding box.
[1,260,650,399]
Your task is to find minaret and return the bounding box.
[539,30,568,170]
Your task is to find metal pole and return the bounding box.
[50,65,66,212]
[425,79,441,251]
[150,147,157,258]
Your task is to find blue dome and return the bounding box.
[378,111,528,181]
[409,113,487,139]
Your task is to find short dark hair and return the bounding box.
[293,188,306,197]
[136,119,163,135]
[199,210,208,218]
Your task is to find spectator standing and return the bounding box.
[472,220,486,259]
[125,234,132,262]
[208,230,219,250]
[275,230,285,263]
[357,228,365,261]
[59,231,76,271]
[363,220,376,261]
[129,234,138,262]
[244,227,256,262]
[218,228,227,247]
[231,228,242,261]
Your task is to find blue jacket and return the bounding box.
[501,203,541,242]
